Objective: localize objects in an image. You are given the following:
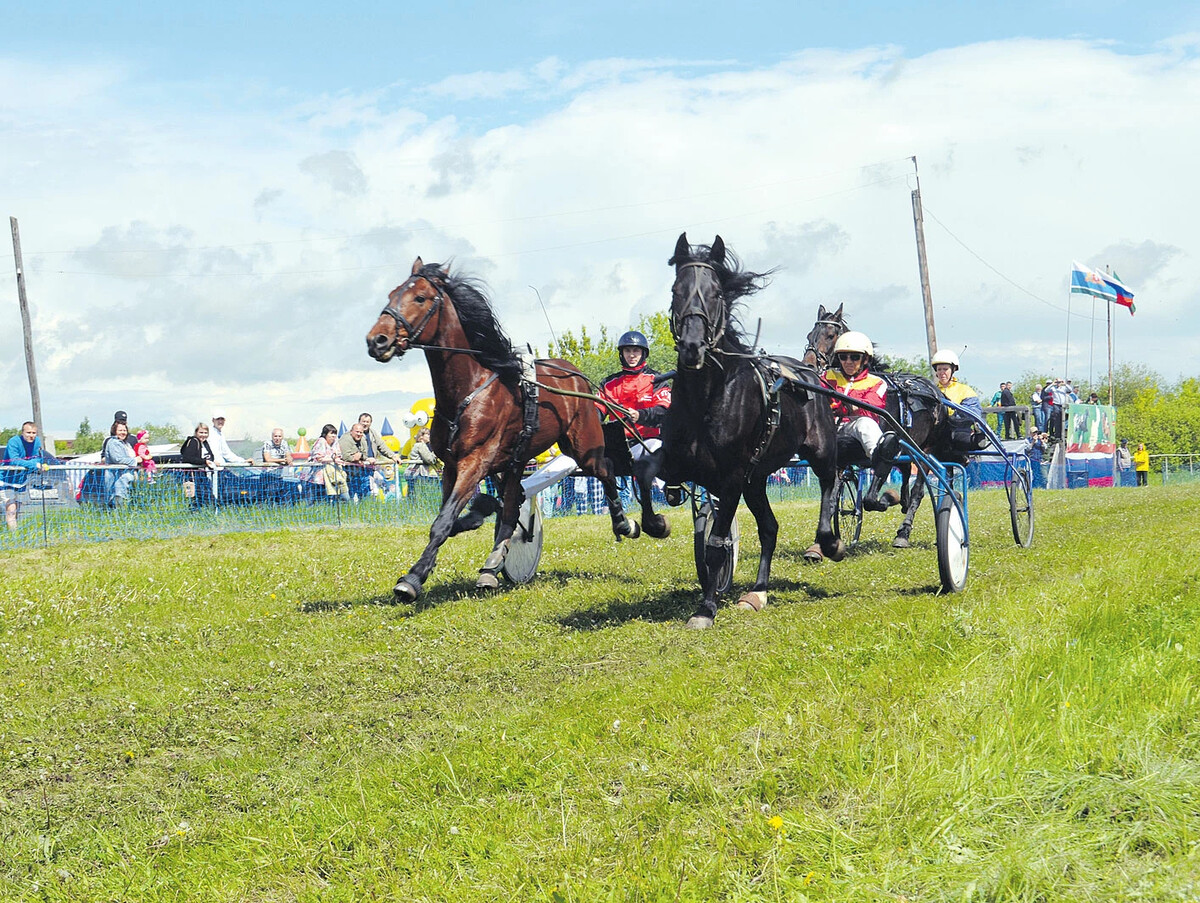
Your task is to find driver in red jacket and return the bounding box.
[598,330,672,460]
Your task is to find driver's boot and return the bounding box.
[862,431,901,512]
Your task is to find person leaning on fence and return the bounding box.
[310,424,349,501]
[208,410,252,466]
[261,428,294,466]
[404,427,441,502]
[1133,442,1150,487]
[930,349,989,452]
[337,421,377,500]
[101,421,138,507]
[2,421,50,531]
[180,423,221,502]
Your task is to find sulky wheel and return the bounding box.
[1007,469,1034,548]
[502,497,544,585]
[935,493,969,593]
[832,469,863,547]
[692,497,740,594]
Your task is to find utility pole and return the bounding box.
[10,217,45,442]
[910,157,938,362]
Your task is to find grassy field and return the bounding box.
[2,485,1198,901]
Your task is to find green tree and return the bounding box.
[73,418,105,455]
[0,426,18,445]
[135,421,184,444]
[543,312,675,387]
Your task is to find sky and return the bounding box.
[3,1,1198,443]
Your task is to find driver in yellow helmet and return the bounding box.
[824,331,900,512]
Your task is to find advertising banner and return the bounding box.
[1065,403,1116,487]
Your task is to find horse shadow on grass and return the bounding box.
[298,577,484,617]
[553,569,836,632]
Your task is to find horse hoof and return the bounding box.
[827,540,847,562]
[393,575,421,603]
[686,615,715,630]
[737,591,767,612]
[892,535,911,549]
[615,519,641,540]
[644,515,671,539]
[802,543,824,564]
[475,571,500,590]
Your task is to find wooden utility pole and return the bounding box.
[910,157,938,362]
[10,217,44,440]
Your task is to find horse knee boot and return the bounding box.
[864,432,901,512]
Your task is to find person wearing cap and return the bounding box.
[112,410,136,448]
[132,429,157,484]
[1030,383,1046,434]
[824,331,900,512]
[208,410,251,466]
[930,349,988,451]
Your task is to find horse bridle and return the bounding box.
[670,261,726,354]
[804,316,847,371]
[377,273,445,351]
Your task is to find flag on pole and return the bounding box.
[1103,270,1136,315]
[1070,261,1136,316]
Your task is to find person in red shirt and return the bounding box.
[598,331,672,462]
[823,331,900,512]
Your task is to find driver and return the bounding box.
[598,331,671,461]
[930,349,989,450]
[520,329,670,498]
[824,331,900,512]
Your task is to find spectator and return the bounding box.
[2,421,50,531]
[1000,381,1020,439]
[112,410,136,448]
[261,428,294,466]
[989,383,1004,433]
[1132,442,1150,487]
[208,410,252,465]
[357,413,401,467]
[405,427,441,503]
[310,424,349,501]
[102,421,138,506]
[1117,438,1133,486]
[133,429,157,484]
[1048,378,1068,440]
[180,423,220,503]
[1030,383,1046,434]
[338,420,376,499]
[1025,429,1046,489]
[1086,391,1100,404]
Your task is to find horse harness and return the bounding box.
[377,272,445,351]
[670,261,727,353]
[747,354,819,471]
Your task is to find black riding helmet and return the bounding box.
[617,330,649,370]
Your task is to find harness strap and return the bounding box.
[444,372,499,448]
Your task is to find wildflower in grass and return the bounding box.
[803,871,816,885]
[768,815,783,832]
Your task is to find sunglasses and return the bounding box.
[836,352,864,362]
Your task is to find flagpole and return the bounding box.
[1064,286,1071,382]
[1106,265,1114,404]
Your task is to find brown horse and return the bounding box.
[366,258,641,602]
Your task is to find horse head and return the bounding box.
[366,257,448,362]
[803,303,847,371]
[669,232,728,370]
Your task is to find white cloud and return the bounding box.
[2,37,1198,442]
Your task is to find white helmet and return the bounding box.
[930,349,960,370]
[833,331,873,358]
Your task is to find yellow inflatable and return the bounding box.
[398,397,437,457]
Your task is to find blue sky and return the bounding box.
[3,2,1198,439]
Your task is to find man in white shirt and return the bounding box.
[209,410,253,466]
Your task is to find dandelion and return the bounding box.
[768,815,783,832]
[803,871,816,886]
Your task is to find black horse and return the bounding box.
[655,233,843,629]
[801,304,959,550]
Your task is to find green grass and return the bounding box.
[2,485,1198,901]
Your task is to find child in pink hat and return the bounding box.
[133,429,157,484]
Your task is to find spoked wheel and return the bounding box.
[935,494,969,593]
[1007,469,1034,548]
[502,497,544,585]
[693,497,740,594]
[832,469,863,547]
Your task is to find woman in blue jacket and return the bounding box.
[102,421,138,507]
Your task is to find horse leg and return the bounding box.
[475,474,524,590]
[394,463,488,603]
[688,484,743,630]
[633,448,670,539]
[735,477,775,613]
[573,445,640,540]
[804,454,846,564]
[892,470,926,549]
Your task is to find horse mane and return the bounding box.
[421,262,522,380]
[669,240,773,355]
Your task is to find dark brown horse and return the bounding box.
[366,258,641,602]
[801,304,956,550]
[655,233,844,629]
